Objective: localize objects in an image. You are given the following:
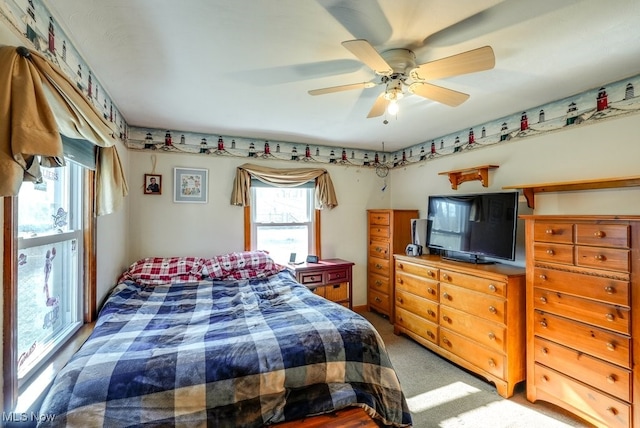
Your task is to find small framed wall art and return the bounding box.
[144,174,162,195]
[173,167,208,203]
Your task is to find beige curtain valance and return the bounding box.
[231,163,338,209]
[0,45,128,215]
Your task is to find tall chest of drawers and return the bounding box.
[367,209,418,321]
[523,215,640,428]
[393,254,526,398]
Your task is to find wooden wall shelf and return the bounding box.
[503,175,640,209]
[439,165,499,190]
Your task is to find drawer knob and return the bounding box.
[594,254,606,261]
[542,375,550,383]
[376,247,383,253]
[607,407,618,416]
[397,278,404,284]
[443,292,450,300]
[594,231,606,238]
[488,306,497,314]
[539,296,548,304]
[442,338,451,346]
[540,321,548,328]
[604,286,615,294]
[488,284,497,292]
[539,274,547,281]
[488,332,496,340]
[607,342,616,351]
[397,297,404,304]
[427,270,434,277]
[427,331,434,339]
[443,315,450,322]
[545,229,555,235]
[375,280,382,286]
[541,347,549,354]
[310,276,318,281]
[398,263,403,268]
[427,309,435,317]
[488,359,496,368]
[428,288,435,295]
[443,274,450,281]
[546,249,555,255]
[607,375,617,384]
[375,297,382,303]
[375,264,383,269]
[606,313,615,322]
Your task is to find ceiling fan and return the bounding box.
[308,39,495,118]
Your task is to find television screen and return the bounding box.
[426,191,519,263]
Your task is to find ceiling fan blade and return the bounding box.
[367,94,389,118]
[342,39,393,76]
[409,82,470,107]
[411,46,495,81]
[308,81,376,96]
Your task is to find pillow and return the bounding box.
[205,250,284,280]
[119,256,204,285]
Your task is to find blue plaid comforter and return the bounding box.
[38,271,412,427]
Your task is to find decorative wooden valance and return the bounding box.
[439,165,499,190]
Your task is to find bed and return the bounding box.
[37,251,412,427]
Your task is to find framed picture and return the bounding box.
[173,167,208,203]
[144,174,162,195]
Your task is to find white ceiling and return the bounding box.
[43,0,640,153]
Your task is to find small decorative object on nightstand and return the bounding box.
[291,258,354,308]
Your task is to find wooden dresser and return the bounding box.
[292,258,354,308]
[523,215,640,428]
[367,209,418,321]
[393,254,526,398]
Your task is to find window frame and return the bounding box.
[2,169,96,412]
[243,186,321,258]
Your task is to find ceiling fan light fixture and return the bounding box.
[387,100,399,115]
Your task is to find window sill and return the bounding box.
[15,322,95,414]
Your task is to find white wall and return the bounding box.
[390,113,640,266]
[127,152,390,306]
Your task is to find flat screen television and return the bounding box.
[426,191,519,263]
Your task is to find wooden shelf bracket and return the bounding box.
[439,165,499,190]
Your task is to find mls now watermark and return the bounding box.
[2,412,56,423]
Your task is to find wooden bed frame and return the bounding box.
[274,406,380,427]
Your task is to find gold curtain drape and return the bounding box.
[0,45,128,215]
[231,163,338,209]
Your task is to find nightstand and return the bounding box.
[291,258,354,308]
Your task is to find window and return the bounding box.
[3,160,95,412]
[249,181,319,263]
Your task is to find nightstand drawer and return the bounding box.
[327,268,349,282]
[299,272,324,286]
[325,283,348,301]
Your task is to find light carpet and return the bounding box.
[360,311,594,428]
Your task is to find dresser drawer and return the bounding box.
[533,243,574,265]
[395,290,438,323]
[396,260,439,280]
[368,272,390,295]
[370,225,390,239]
[368,256,390,277]
[327,268,349,283]
[534,267,629,307]
[298,271,324,286]
[440,269,505,297]
[534,222,574,244]
[576,246,630,272]
[440,329,505,379]
[396,272,438,301]
[576,223,630,248]
[440,306,505,353]
[534,363,630,428]
[533,311,631,368]
[369,211,390,226]
[440,283,505,324]
[369,240,390,259]
[368,289,390,313]
[533,288,630,335]
[534,337,631,402]
[396,307,438,344]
